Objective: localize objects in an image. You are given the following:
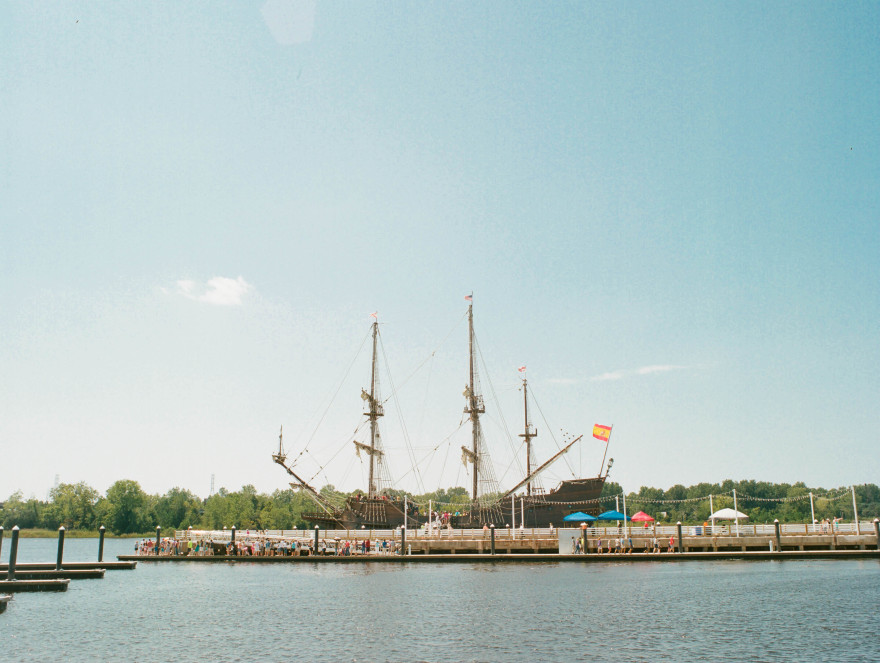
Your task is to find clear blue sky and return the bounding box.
[2,2,878,500]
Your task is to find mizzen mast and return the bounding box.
[519,371,537,496]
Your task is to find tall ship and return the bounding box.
[272,297,612,529]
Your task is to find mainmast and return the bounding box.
[519,373,537,496]
[462,295,485,501]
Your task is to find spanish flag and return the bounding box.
[593,424,611,442]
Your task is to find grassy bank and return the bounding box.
[4,528,153,539]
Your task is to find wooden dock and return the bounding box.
[6,569,105,580]
[118,549,880,563]
[0,561,135,571]
[0,579,69,592]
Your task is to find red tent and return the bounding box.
[630,511,655,522]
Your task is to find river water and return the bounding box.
[2,538,879,662]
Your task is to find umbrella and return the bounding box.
[597,510,631,521]
[630,511,655,522]
[709,508,748,520]
[563,512,597,522]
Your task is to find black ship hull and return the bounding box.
[303,496,424,530]
[302,476,606,530]
[451,477,607,529]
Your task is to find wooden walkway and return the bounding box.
[118,549,880,563]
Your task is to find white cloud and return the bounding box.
[636,365,686,375]
[261,0,316,45]
[591,364,690,382]
[170,276,253,306]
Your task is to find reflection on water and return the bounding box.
[2,539,879,662]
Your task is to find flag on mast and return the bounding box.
[464,294,473,301]
[518,366,526,373]
[369,312,378,319]
[593,424,612,442]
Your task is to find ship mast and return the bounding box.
[367,319,382,497]
[519,374,537,496]
[355,317,385,498]
[272,427,337,515]
[462,296,485,501]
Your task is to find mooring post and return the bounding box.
[230,526,236,556]
[676,522,683,553]
[400,526,406,556]
[7,526,20,580]
[774,519,781,552]
[490,524,496,555]
[314,526,319,556]
[98,525,106,562]
[56,526,66,570]
[155,526,161,556]
[874,519,879,551]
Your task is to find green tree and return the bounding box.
[105,480,150,534]
[1,491,44,529]
[154,487,202,529]
[200,492,231,529]
[47,482,101,530]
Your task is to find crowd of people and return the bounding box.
[570,535,677,554]
[134,535,402,557]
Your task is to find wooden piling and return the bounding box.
[56,527,65,570]
[7,527,19,580]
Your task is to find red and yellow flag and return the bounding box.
[592,424,611,442]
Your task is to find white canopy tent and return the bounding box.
[709,507,748,521]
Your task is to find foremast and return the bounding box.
[354,316,390,497]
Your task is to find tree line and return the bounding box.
[1,479,878,535]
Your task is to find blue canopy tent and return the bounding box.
[597,510,631,521]
[563,512,598,523]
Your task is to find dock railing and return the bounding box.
[174,521,875,542]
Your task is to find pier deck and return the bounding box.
[119,549,880,563]
[0,561,135,572]
[0,579,69,592]
[6,569,105,580]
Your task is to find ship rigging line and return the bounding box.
[305,419,368,486]
[379,332,423,494]
[295,327,371,462]
[526,381,577,477]
[394,421,466,485]
[473,333,522,483]
[379,311,467,406]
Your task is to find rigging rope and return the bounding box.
[380,311,467,405]
[379,331,423,494]
[526,381,577,478]
[295,328,371,460]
